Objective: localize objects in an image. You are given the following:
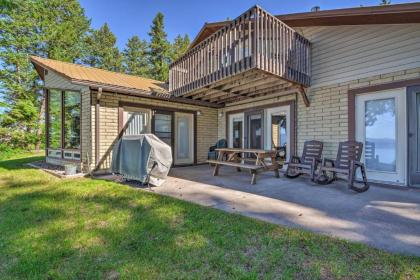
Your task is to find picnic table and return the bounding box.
[207,148,281,184]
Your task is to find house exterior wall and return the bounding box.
[44,70,90,171]
[297,66,420,159]
[218,67,420,161]
[92,91,218,172]
[296,24,420,88]
[45,70,88,91]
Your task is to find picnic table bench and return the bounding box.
[207,148,281,184]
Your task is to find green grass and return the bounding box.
[0,155,419,279]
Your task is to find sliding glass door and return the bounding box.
[245,111,264,150]
[228,113,244,148]
[152,111,173,147]
[265,106,290,162]
[408,86,420,187]
[174,112,194,165]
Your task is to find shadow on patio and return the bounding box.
[155,164,420,256]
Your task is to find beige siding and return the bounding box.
[297,24,420,88]
[80,91,92,172]
[44,70,88,92]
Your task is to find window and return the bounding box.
[64,91,81,149]
[47,90,81,156]
[153,112,172,146]
[48,89,61,149]
[364,98,396,172]
[123,108,151,135]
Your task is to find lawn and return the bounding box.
[0,155,419,279]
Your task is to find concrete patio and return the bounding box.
[151,164,420,256]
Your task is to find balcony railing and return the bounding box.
[169,6,311,97]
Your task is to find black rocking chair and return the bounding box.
[315,141,369,193]
[285,140,323,181]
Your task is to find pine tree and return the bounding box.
[84,23,122,72]
[148,12,171,81]
[122,36,150,76]
[171,34,190,62]
[0,0,90,150]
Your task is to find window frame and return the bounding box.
[46,88,82,161]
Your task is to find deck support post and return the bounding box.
[299,86,310,107]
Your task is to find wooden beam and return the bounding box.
[217,82,292,103]
[299,86,310,107]
[204,76,281,102]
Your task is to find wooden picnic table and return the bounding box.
[207,148,281,184]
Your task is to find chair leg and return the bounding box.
[349,163,370,193]
[310,164,315,181]
[251,170,257,185]
[284,165,301,179]
[315,168,335,185]
[213,164,220,176]
[361,165,369,186]
[348,163,355,189]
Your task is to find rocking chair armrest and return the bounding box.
[314,158,322,166]
[321,158,335,167]
[352,160,365,167]
[291,156,301,163]
[284,156,301,165]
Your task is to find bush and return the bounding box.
[0,127,43,160]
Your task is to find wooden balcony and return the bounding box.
[169,6,311,105]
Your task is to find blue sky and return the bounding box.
[79,0,418,50]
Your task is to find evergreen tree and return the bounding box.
[122,35,149,76]
[148,12,171,81]
[171,34,190,62]
[84,23,122,72]
[380,0,391,5]
[0,0,90,150]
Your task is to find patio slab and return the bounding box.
[152,164,420,256]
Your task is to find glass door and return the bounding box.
[245,111,263,150]
[152,111,173,147]
[174,112,194,165]
[228,113,244,148]
[408,86,420,187]
[265,106,290,162]
[356,89,407,185]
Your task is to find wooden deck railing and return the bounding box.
[169,6,311,97]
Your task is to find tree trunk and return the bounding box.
[35,90,46,152]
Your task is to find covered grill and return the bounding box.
[111,134,172,186]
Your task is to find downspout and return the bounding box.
[95,87,102,169]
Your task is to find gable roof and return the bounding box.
[189,2,420,49]
[30,56,168,94]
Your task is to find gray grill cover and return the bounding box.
[111,134,172,186]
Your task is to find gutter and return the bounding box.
[73,80,224,108]
[95,87,102,169]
